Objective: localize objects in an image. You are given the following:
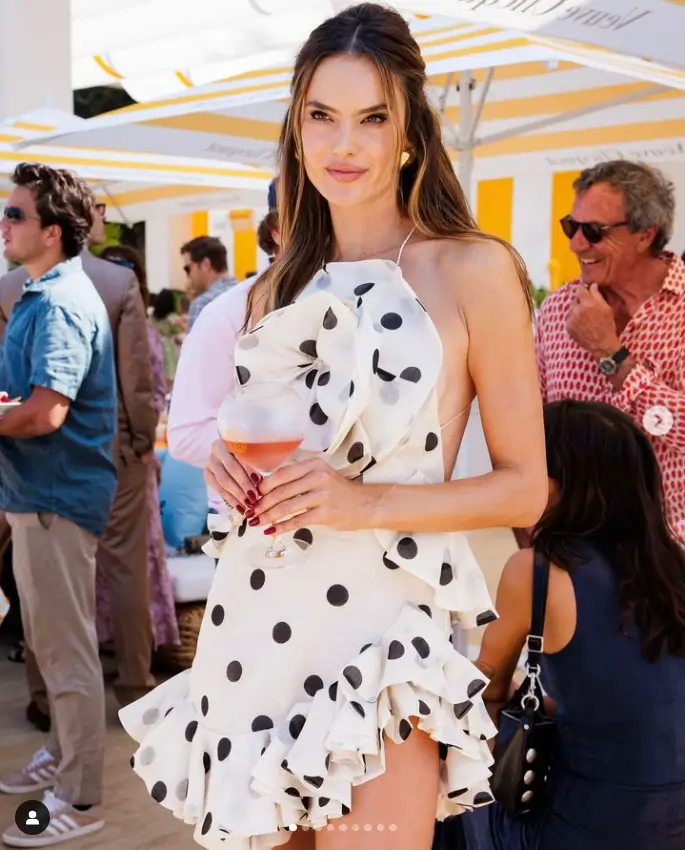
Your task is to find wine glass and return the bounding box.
[217,382,308,568]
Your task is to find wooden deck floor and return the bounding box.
[0,528,515,848]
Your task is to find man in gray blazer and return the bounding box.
[0,200,159,710]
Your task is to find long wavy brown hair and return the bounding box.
[247,2,531,320]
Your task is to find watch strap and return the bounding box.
[612,346,630,366]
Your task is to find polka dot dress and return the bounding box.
[120,258,498,849]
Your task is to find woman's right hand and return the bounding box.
[204,439,261,512]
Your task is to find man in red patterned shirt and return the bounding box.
[535,160,685,543]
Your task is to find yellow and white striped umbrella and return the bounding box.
[0,115,272,221]
[71,0,685,100]
[21,18,685,178]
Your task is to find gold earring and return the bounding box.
[400,150,411,168]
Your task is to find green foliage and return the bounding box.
[529,283,550,309]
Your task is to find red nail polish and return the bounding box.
[249,517,261,527]
[250,473,261,485]
[235,504,246,515]
[245,508,255,519]
[247,490,258,502]
[263,526,276,535]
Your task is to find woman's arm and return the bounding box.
[363,240,547,532]
[476,548,535,725]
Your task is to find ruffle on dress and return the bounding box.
[121,603,496,849]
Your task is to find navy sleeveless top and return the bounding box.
[462,541,685,850]
[537,541,685,847]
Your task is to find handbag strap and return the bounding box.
[526,550,551,677]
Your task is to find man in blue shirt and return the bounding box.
[0,163,116,846]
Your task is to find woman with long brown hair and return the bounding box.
[120,5,547,848]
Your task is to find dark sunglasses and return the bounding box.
[2,206,40,224]
[560,215,630,244]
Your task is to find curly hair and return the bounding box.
[573,160,675,255]
[12,162,94,259]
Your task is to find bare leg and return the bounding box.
[286,828,316,850]
[315,722,439,850]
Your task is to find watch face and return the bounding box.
[599,357,618,376]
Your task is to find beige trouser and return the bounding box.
[26,455,155,709]
[7,512,105,806]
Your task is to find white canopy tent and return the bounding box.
[18,25,685,200]
[70,0,685,101]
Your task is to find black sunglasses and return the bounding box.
[560,215,630,244]
[2,206,40,225]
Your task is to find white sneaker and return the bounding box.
[2,790,105,847]
[0,749,57,795]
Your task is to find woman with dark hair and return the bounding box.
[100,246,180,650]
[467,399,685,850]
[120,5,547,848]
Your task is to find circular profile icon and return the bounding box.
[643,405,674,437]
[14,800,50,836]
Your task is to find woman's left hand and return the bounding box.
[252,458,370,534]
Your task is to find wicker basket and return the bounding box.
[155,601,206,671]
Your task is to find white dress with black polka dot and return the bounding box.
[120,258,499,849]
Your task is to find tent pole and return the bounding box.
[458,70,473,202]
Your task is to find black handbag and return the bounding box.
[490,550,557,816]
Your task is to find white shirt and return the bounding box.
[167,277,254,512]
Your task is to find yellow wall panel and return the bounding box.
[190,210,208,238]
[230,209,257,282]
[550,170,581,290]
[476,177,513,243]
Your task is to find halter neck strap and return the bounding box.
[396,227,416,265]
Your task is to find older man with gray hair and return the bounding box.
[535,159,685,542]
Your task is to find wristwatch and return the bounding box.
[598,346,630,376]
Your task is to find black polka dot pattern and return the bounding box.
[327,584,349,607]
[380,312,402,330]
[201,813,212,835]
[412,637,430,659]
[400,367,421,382]
[383,553,400,570]
[309,403,328,426]
[354,282,375,296]
[418,699,431,716]
[226,661,243,682]
[299,339,318,358]
[211,605,225,626]
[350,701,365,719]
[252,715,274,732]
[399,719,413,740]
[453,700,474,720]
[293,528,313,548]
[388,640,405,660]
[236,365,250,386]
[328,682,338,702]
[250,570,266,590]
[467,679,487,698]
[343,665,363,689]
[440,563,453,586]
[289,714,306,739]
[304,675,324,697]
[397,537,418,559]
[347,442,365,463]
[322,307,338,330]
[201,696,209,716]
[203,752,211,774]
[273,622,292,643]
[425,432,439,452]
[476,610,498,626]
[151,781,167,803]
[474,791,494,806]
[185,721,198,743]
[418,604,432,618]
[217,738,232,761]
